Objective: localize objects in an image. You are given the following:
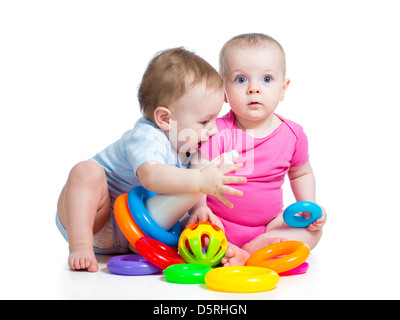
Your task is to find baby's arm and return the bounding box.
[137,154,246,208]
[288,161,327,230]
[185,151,240,227]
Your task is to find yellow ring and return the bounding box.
[204,266,279,293]
[246,241,310,274]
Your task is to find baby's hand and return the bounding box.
[199,154,247,208]
[187,206,224,231]
[307,206,327,231]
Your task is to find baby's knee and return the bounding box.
[69,161,106,186]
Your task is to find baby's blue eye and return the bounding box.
[263,76,272,83]
[235,76,246,84]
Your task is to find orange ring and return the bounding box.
[246,241,310,274]
[114,193,145,247]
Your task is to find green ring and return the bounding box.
[164,264,213,284]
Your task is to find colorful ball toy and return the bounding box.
[178,221,228,267]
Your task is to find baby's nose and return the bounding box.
[208,124,218,137]
[247,82,260,94]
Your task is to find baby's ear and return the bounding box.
[280,78,291,101]
[154,106,172,131]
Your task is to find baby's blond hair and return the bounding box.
[138,47,223,122]
[219,33,286,78]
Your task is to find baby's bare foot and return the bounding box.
[221,244,250,267]
[260,237,287,247]
[242,237,288,255]
[68,244,98,272]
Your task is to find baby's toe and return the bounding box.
[224,247,236,258]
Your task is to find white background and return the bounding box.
[1,0,399,299]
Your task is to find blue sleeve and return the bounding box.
[124,120,177,176]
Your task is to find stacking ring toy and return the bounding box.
[246,241,310,274]
[205,266,279,293]
[128,186,182,247]
[164,264,212,284]
[107,254,162,276]
[178,221,227,267]
[283,201,322,228]
[114,193,146,247]
[135,237,185,270]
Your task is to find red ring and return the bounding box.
[135,237,185,270]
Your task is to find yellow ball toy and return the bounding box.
[178,221,227,267]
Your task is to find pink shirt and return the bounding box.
[200,111,309,247]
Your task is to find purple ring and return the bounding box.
[107,254,163,276]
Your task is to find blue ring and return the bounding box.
[283,201,322,228]
[127,186,182,247]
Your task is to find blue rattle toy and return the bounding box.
[283,201,322,228]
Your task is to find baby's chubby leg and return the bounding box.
[57,161,110,272]
[241,211,322,256]
[223,211,323,266]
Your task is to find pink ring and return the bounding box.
[279,261,309,276]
